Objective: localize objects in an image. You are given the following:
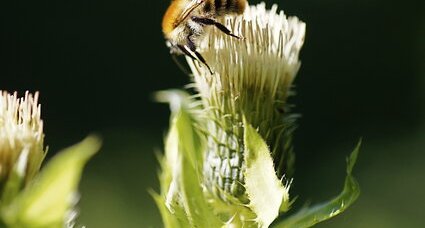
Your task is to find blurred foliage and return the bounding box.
[1,0,424,227]
[2,137,100,228]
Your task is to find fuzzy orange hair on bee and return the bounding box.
[162,0,247,74]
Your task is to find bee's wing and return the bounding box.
[175,0,204,26]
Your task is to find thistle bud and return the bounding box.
[186,3,305,203]
[157,3,360,227]
[0,91,45,192]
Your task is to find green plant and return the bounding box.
[0,91,100,228]
[154,3,360,228]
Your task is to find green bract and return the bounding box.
[243,117,291,227]
[153,91,222,228]
[155,91,360,228]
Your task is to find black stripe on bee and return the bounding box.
[203,1,212,12]
[215,0,222,11]
[225,0,232,10]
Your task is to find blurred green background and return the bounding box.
[1,0,424,227]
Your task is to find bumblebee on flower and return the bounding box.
[162,0,247,73]
[155,2,360,228]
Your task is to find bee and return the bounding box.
[162,0,247,74]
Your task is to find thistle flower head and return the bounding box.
[186,3,305,203]
[188,3,305,117]
[0,91,45,187]
[157,3,360,227]
[188,2,305,151]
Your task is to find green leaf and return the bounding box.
[154,90,222,228]
[3,135,101,227]
[175,108,203,174]
[175,109,222,227]
[243,118,290,228]
[272,140,361,228]
[155,90,203,174]
[152,112,192,228]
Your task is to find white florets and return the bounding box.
[0,91,45,183]
[187,3,305,102]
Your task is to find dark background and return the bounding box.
[1,0,424,227]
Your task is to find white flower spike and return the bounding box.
[0,91,45,185]
[187,3,305,203]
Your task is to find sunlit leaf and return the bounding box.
[272,140,361,228]
[176,109,222,227]
[154,90,222,228]
[243,118,290,228]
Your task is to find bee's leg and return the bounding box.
[171,53,193,76]
[192,17,241,39]
[177,44,198,62]
[193,51,213,74]
[186,36,214,74]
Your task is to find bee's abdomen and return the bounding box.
[206,0,246,16]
